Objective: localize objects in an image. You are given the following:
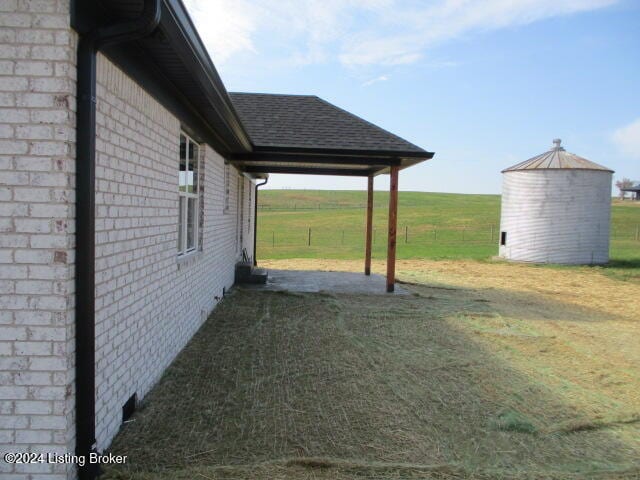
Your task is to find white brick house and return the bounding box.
[1,2,259,478]
[0,1,432,479]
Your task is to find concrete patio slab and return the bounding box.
[242,269,408,295]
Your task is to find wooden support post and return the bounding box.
[386,166,399,292]
[364,176,374,276]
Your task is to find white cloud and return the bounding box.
[612,118,640,159]
[183,0,257,63]
[362,75,389,86]
[339,0,618,66]
[183,0,392,65]
[183,0,618,67]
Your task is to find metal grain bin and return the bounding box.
[499,139,613,265]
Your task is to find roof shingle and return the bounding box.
[229,92,428,157]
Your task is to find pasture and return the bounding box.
[257,190,640,281]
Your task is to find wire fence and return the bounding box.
[613,225,640,242]
[260,202,429,211]
[257,224,640,249]
[260,203,367,211]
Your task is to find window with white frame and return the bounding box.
[178,132,200,255]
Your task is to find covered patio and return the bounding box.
[244,269,408,295]
[229,92,434,292]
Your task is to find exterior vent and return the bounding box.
[122,393,137,423]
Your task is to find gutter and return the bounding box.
[162,0,252,151]
[253,178,268,266]
[74,2,160,479]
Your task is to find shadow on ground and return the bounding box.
[103,278,640,480]
[605,258,640,269]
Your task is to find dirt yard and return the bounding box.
[104,259,640,480]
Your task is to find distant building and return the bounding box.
[621,181,640,200]
[499,139,613,265]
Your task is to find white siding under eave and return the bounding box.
[499,170,612,265]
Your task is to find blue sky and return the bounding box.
[184,0,640,193]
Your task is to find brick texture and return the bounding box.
[93,54,255,451]
[0,1,76,479]
[1,4,256,479]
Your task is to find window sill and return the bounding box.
[177,250,203,267]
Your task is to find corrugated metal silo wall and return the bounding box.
[499,170,612,264]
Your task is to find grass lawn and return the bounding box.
[104,259,640,480]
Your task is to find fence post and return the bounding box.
[342,230,345,245]
[462,227,465,242]
[490,224,494,243]
[272,231,275,247]
[308,227,311,246]
[636,224,639,241]
[434,227,437,241]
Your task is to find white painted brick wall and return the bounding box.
[2,3,256,479]
[0,1,76,479]
[93,55,255,451]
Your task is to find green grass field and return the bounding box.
[257,190,640,264]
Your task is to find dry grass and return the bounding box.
[612,200,640,207]
[259,258,640,316]
[104,259,640,480]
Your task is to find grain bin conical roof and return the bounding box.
[502,139,613,173]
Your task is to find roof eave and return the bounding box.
[73,0,253,154]
[251,145,433,160]
[230,149,434,176]
[161,0,251,152]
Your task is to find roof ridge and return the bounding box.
[229,91,317,98]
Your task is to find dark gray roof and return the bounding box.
[503,139,613,173]
[621,181,640,191]
[229,92,429,157]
